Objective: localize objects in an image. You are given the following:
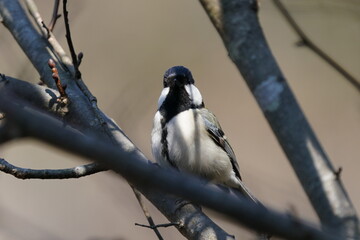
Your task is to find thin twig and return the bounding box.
[48,59,69,106]
[28,3,161,238]
[24,0,75,76]
[273,0,360,93]
[133,188,164,240]
[0,158,106,179]
[49,0,61,31]
[41,21,50,38]
[63,0,81,79]
[135,222,179,230]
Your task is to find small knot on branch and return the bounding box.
[77,52,83,67]
[48,59,69,106]
[334,167,343,180]
[41,21,51,39]
[0,74,9,83]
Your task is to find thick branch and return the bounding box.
[199,0,359,238]
[0,94,340,240]
[0,1,233,237]
[0,76,233,239]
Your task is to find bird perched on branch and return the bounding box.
[151,66,258,203]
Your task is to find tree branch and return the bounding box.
[135,222,179,229]
[272,0,360,93]
[198,0,359,238]
[0,72,229,240]
[133,188,165,240]
[0,1,234,238]
[62,0,81,79]
[49,0,61,32]
[0,158,105,179]
[17,0,74,87]
[0,93,340,240]
[0,0,352,238]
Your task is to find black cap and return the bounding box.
[163,66,194,87]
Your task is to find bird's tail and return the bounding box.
[236,180,262,206]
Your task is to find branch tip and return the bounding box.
[135,222,180,230]
[77,52,83,67]
[63,0,82,79]
[334,167,343,180]
[47,59,69,104]
[49,0,61,31]
[41,21,50,39]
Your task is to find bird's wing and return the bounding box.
[198,108,261,204]
[198,108,242,181]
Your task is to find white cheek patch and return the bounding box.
[185,84,203,106]
[157,87,169,109]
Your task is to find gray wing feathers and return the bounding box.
[198,108,260,204]
[198,108,242,180]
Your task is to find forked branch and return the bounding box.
[199,0,359,237]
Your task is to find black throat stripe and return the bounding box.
[159,86,204,123]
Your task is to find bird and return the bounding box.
[151,66,258,203]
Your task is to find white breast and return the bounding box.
[151,109,233,182]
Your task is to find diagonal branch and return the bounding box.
[49,0,61,31]
[0,93,340,240]
[22,0,74,86]
[198,0,359,238]
[0,74,231,240]
[0,1,233,238]
[272,0,360,93]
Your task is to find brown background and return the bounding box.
[0,0,359,239]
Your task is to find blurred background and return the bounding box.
[0,0,359,239]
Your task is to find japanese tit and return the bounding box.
[151,66,258,203]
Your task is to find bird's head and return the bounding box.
[157,66,204,120]
[163,66,194,88]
